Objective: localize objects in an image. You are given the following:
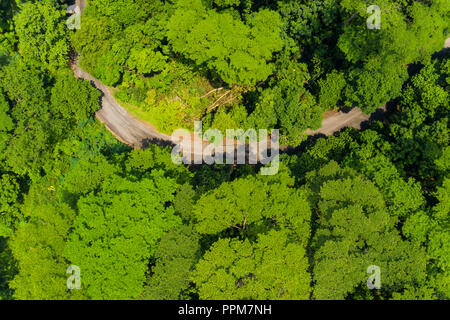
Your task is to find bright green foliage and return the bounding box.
[63,171,181,299]
[271,79,322,143]
[9,186,77,300]
[318,70,346,109]
[307,161,427,299]
[4,123,126,300]
[0,58,52,178]
[388,59,449,185]
[193,172,311,244]
[0,173,22,237]
[391,286,437,300]
[51,72,101,122]
[427,179,450,298]
[194,176,267,234]
[192,230,311,299]
[72,15,112,75]
[140,226,200,300]
[14,0,69,72]
[0,91,13,156]
[60,155,116,196]
[124,146,193,185]
[167,0,283,86]
[88,0,156,27]
[173,184,196,222]
[50,120,127,181]
[0,91,13,132]
[213,0,241,9]
[246,68,323,145]
[278,0,342,71]
[127,48,168,75]
[344,56,408,113]
[338,0,448,65]
[73,0,171,84]
[94,52,123,86]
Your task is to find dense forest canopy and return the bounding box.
[0,0,448,300]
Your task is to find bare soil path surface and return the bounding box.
[306,105,387,136]
[73,64,173,148]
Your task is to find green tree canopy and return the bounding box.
[63,171,181,299]
[192,230,311,299]
[14,0,69,72]
[167,0,283,86]
[307,161,427,299]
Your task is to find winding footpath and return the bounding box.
[72,1,449,152]
[73,65,173,148]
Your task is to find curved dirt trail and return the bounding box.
[73,65,173,148]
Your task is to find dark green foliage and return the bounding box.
[140,226,200,300]
[307,162,427,299]
[192,230,311,299]
[0,57,102,179]
[0,237,16,300]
